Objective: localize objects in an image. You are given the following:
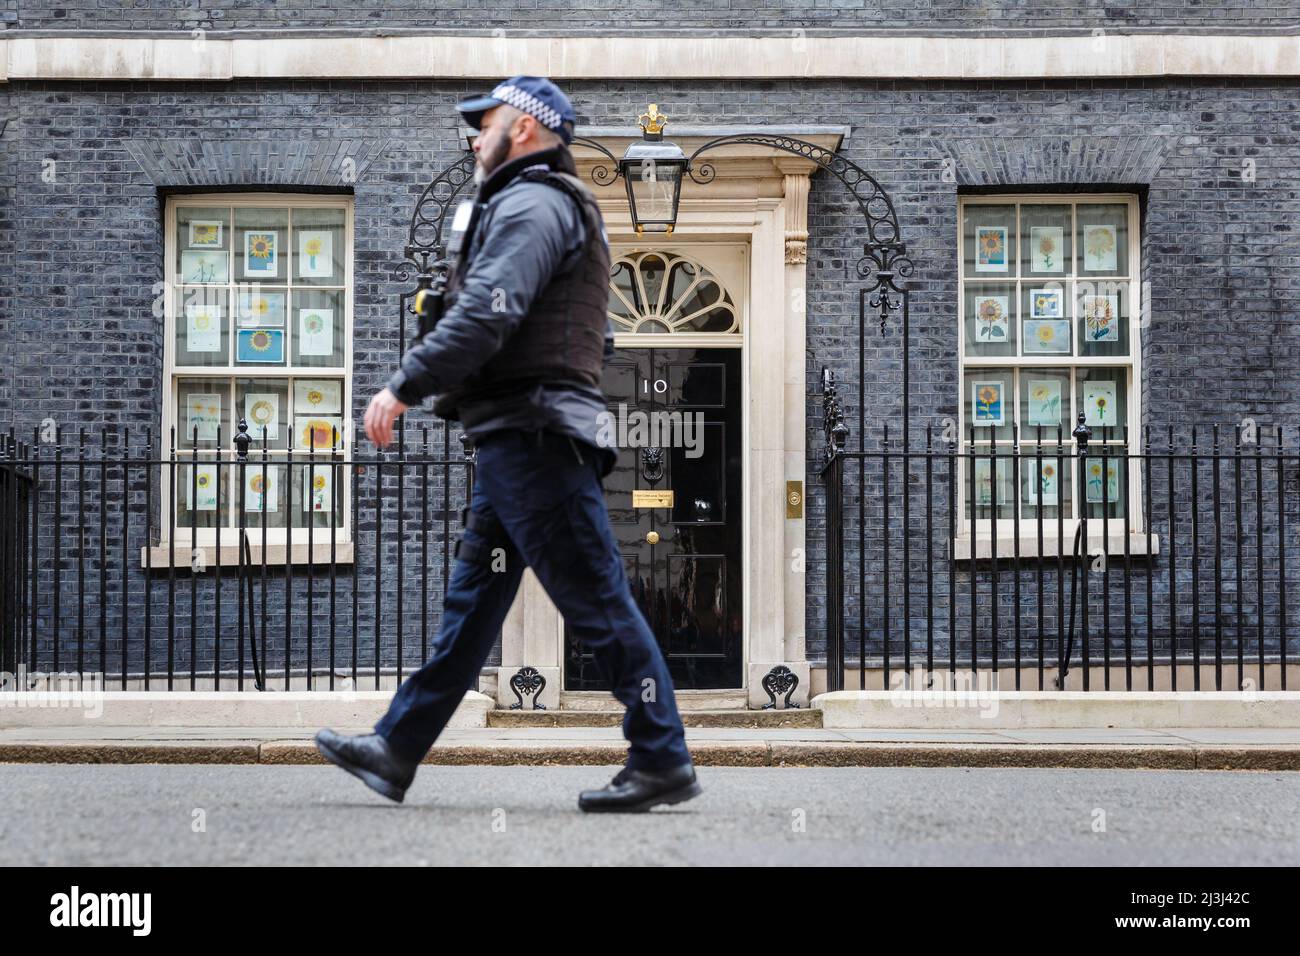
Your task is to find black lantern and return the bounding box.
[619,105,687,235]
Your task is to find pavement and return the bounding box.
[2,724,1299,769]
[2,763,1297,865]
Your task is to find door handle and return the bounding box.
[645,530,660,545]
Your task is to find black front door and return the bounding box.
[565,347,743,690]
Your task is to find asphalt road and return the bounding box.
[1,764,1297,866]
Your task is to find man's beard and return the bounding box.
[473,132,512,184]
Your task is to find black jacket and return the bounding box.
[386,146,617,476]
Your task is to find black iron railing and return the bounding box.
[818,370,1299,693]
[0,423,473,691]
[1,445,33,681]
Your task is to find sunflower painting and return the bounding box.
[1024,461,1059,506]
[1085,460,1121,504]
[186,464,219,512]
[1023,319,1070,355]
[292,379,342,414]
[244,466,279,514]
[1029,226,1063,273]
[188,220,223,248]
[1082,294,1119,342]
[973,459,1011,508]
[243,230,278,277]
[1026,380,1062,426]
[180,250,227,284]
[184,302,221,353]
[243,392,280,442]
[297,308,333,356]
[303,468,333,513]
[295,416,344,452]
[971,380,1004,426]
[236,328,284,363]
[184,392,222,442]
[297,230,334,279]
[1082,381,1118,428]
[973,295,1009,343]
[974,226,1008,273]
[1082,224,1118,272]
[1029,287,1063,319]
[237,291,285,328]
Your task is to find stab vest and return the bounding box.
[432,167,611,421]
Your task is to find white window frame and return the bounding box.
[956,193,1148,552]
[160,192,354,552]
[607,241,748,351]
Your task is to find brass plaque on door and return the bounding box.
[632,489,674,508]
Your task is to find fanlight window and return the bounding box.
[608,251,738,334]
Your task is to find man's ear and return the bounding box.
[511,114,535,146]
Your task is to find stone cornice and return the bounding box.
[1,33,1299,83]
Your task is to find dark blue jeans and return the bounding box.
[374,428,691,772]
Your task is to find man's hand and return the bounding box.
[364,388,410,450]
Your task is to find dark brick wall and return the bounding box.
[1,75,1298,681]
[3,0,1300,32]
[0,112,13,419]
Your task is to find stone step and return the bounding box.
[487,708,822,729]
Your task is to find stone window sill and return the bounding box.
[953,531,1159,562]
[141,541,355,570]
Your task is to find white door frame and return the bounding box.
[495,131,832,707]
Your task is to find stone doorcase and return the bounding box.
[493,125,847,709]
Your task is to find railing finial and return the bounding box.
[1072,411,1092,448]
[234,418,251,462]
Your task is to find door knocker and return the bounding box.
[641,445,665,483]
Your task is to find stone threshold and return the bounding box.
[487,708,820,729]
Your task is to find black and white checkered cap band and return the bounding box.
[492,84,564,132]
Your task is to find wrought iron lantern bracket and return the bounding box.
[575,130,913,329]
[393,149,478,295]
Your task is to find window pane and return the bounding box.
[1076,279,1129,357]
[235,287,288,367]
[236,377,289,451]
[292,207,346,286]
[964,282,1015,358]
[1019,368,1071,439]
[1075,367,1128,441]
[175,206,230,284]
[235,207,288,283]
[965,367,1013,443]
[237,460,286,530]
[963,204,1015,278]
[176,378,228,450]
[1019,204,1072,277]
[1019,444,1073,521]
[175,286,229,367]
[292,289,345,367]
[292,378,345,451]
[1076,203,1128,277]
[175,459,229,531]
[292,462,344,529]
[1020,281,1071,357]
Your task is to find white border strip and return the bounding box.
[2,33,1299,82]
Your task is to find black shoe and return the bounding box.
[578,762,702,813]
[314,728,419,804]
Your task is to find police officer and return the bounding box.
[315,77,699,812]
